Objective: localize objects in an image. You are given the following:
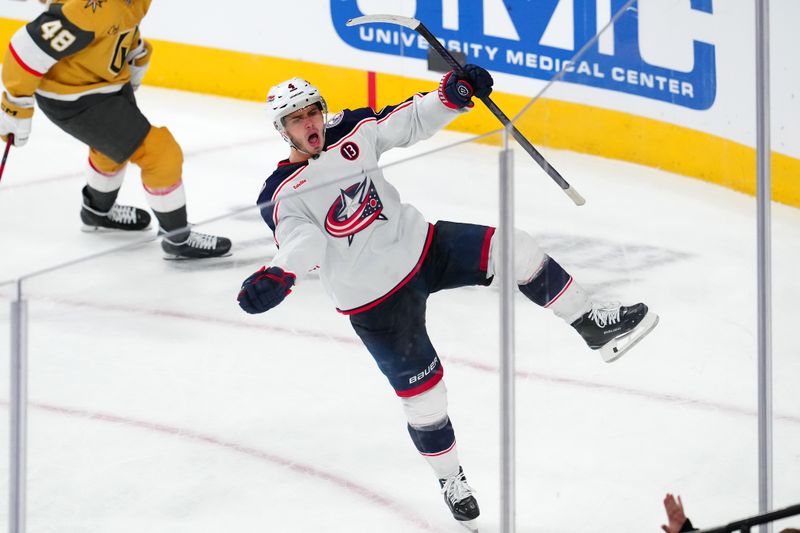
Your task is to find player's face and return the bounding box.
[284,104,325,154]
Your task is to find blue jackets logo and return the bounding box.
[331,0,716,110]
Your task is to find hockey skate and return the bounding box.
[80,188,151,232]
[161,230,232,260]
[571,302,659,362]
[439,467,480,532]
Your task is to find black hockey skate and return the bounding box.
[161,230,232,260]
[80,188,151,232]
[439,467,480,532]
[571,302,658,362]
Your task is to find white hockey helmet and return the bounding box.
[267,78,328,140]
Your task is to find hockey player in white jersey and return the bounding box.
[237,67,658,530]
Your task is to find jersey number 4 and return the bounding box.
[40,20,76,52]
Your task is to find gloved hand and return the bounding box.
[438,64,494,109]
[237,266,296,314]
[126,39,153,91]
[0,92,34,147]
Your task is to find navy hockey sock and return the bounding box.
[519,255,591,322]
[408,417,456,455]
[518,256,571,307]
[408,417,459,479]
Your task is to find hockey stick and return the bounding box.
[346,15,585,206]
[0,134,13,184]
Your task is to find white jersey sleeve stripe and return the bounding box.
[375,100,415,125]
[325,96,420,151]
[10,28,58,76]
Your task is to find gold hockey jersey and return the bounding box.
[3,0,151,101]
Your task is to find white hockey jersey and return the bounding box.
[257,91,465,314]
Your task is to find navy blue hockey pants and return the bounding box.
[349,221,495,397]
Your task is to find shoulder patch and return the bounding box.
[326,111,344,128]
[324,107,378,147]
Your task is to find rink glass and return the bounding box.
[2,0,800,530]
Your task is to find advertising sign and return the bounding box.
[332,0,716,110]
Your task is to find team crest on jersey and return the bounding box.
[84,0,106,12]
[325,176,387,244]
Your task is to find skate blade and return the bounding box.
[162,252,233,261]
[81,223,151,233]
[458,518,479,532]
[599,311,659,363]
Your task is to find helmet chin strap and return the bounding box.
[284,129,326,158]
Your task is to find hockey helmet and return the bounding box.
[267,78,328,140]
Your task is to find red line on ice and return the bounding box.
[4,399,445,532]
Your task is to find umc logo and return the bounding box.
[331,0,716,110]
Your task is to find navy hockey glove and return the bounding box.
[237,266,296,314]
[438,64,494,109]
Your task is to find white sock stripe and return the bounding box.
[86,162,126,193]
[546,277,592,323]
[520,257,548,285]
[402,380,448,427]
[487,229,547,282]
[145,182,186,213]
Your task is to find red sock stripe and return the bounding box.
[88,157,119,177]
[420,438,456,457]
[544,276,573,308]
[143,181,183,196]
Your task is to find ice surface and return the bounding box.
[0,87,798,533]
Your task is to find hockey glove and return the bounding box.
[438,64,494,109]
[0,92,34,147]
[237,266,296,314]
[126,39,153,92]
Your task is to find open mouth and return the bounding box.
[307,132,321,148]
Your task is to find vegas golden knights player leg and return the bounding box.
[36,84,231,259]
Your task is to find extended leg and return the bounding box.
[488,229,658,361]
[349,284,479,530]
[130,126,231,259]
[402,381,479,530]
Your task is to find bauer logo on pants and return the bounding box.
[331,0,717,110]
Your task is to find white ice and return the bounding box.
[0,86,798,533]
